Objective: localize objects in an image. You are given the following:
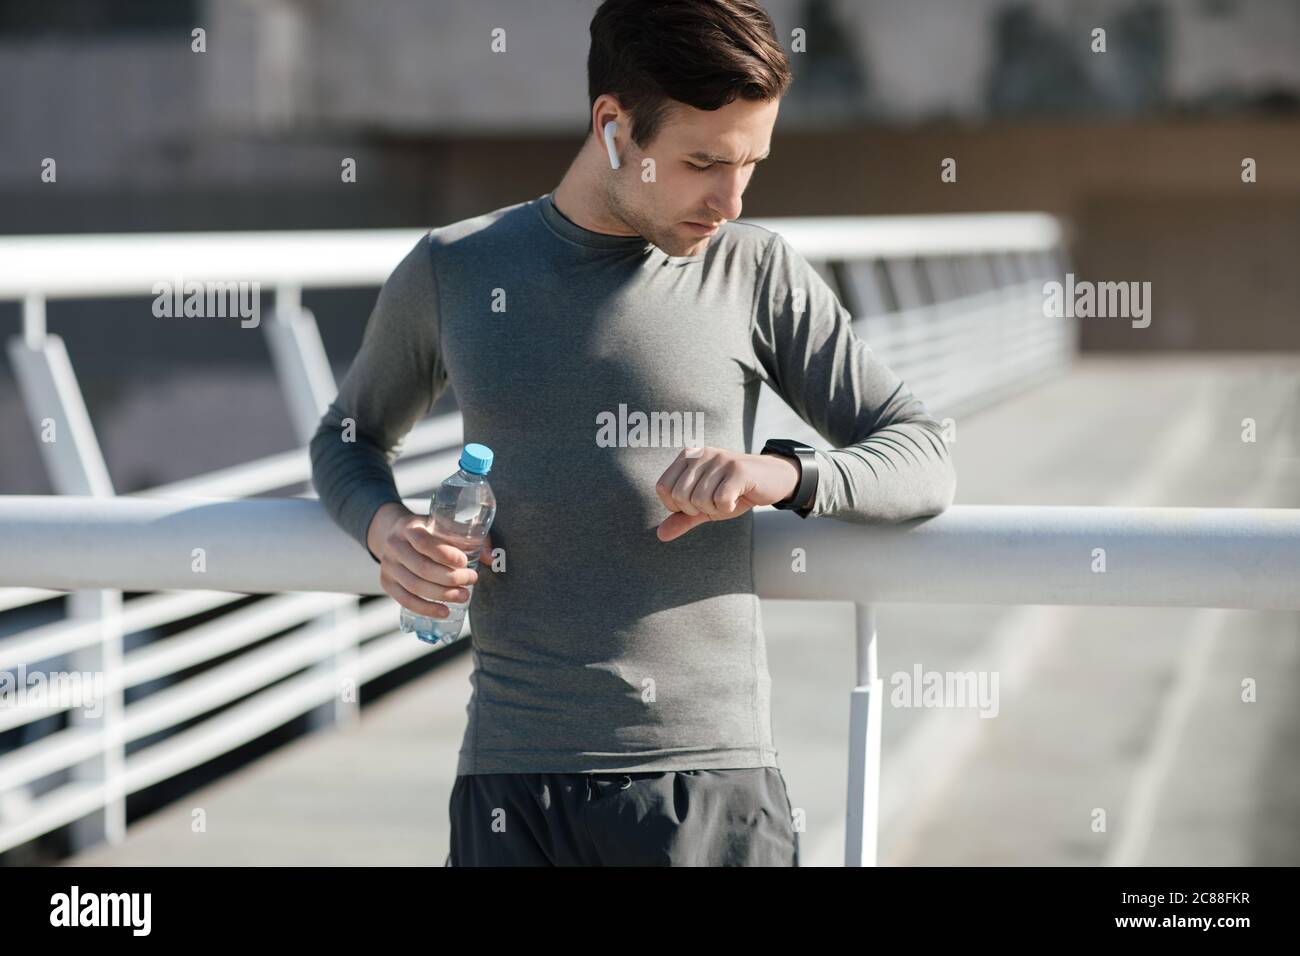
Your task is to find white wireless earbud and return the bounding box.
[603,120,621,170]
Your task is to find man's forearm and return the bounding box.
[811,419,956,522]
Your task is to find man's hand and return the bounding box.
[654,446,800,542]
[366,502,482,618]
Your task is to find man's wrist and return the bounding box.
[762,452,801,505]
[366,501,411,561]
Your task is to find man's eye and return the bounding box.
[687,163,712,172]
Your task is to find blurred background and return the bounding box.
[1,0,1297,866]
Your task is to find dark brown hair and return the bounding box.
[586,0,792,148]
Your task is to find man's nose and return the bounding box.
[706,175,746,222]
[706,193,743,223]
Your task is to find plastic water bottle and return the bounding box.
[399,442,496,647]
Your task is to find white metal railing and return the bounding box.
[0,215,1063,300]
[1,496,1297,866]
[5,497,1300,609]
[0,213,1074,863]
[0,215,1073,425]
[0,229,431,301]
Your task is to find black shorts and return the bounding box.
[446,767,799,866]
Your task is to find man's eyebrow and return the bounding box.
[686,149,771,164]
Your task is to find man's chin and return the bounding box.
[662,230,712,257]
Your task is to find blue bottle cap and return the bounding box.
[460,442,493,475]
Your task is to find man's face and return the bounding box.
[606,96,779,257]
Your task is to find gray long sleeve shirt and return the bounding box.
[309,192,956,775]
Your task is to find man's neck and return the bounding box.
[551,140,640,238]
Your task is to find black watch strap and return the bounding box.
[760,438,819,518]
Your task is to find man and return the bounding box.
[310,0,956,867]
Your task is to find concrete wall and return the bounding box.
[200,0,1300,131]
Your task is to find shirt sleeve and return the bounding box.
[309,233,449,561]
[749,231,957,523]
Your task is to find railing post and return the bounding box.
[846,602,883,866]
[6,315,126,851]
[331,595,362,729]
[263,283,361,733]
[23,292,46,348]
[68,589,127,848]
[264,283,338,446]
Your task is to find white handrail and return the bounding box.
[1,495,1297,610]
[0,229,429,299]
[746,213,1064,260]
[0,213,1063,301]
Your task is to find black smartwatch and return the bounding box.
[759,438,819,519]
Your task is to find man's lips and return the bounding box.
[683,220,723,233]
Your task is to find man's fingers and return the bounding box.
[393,534,476,588]
[406,522,471,566]
[384,574,457,621]
[657,448,712,515]
[388,560,471,605]
[654,454,690,513]
[656,510,711,542]
[667,463,709,516]
[688,465,734,517]
[711,477,749,517]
